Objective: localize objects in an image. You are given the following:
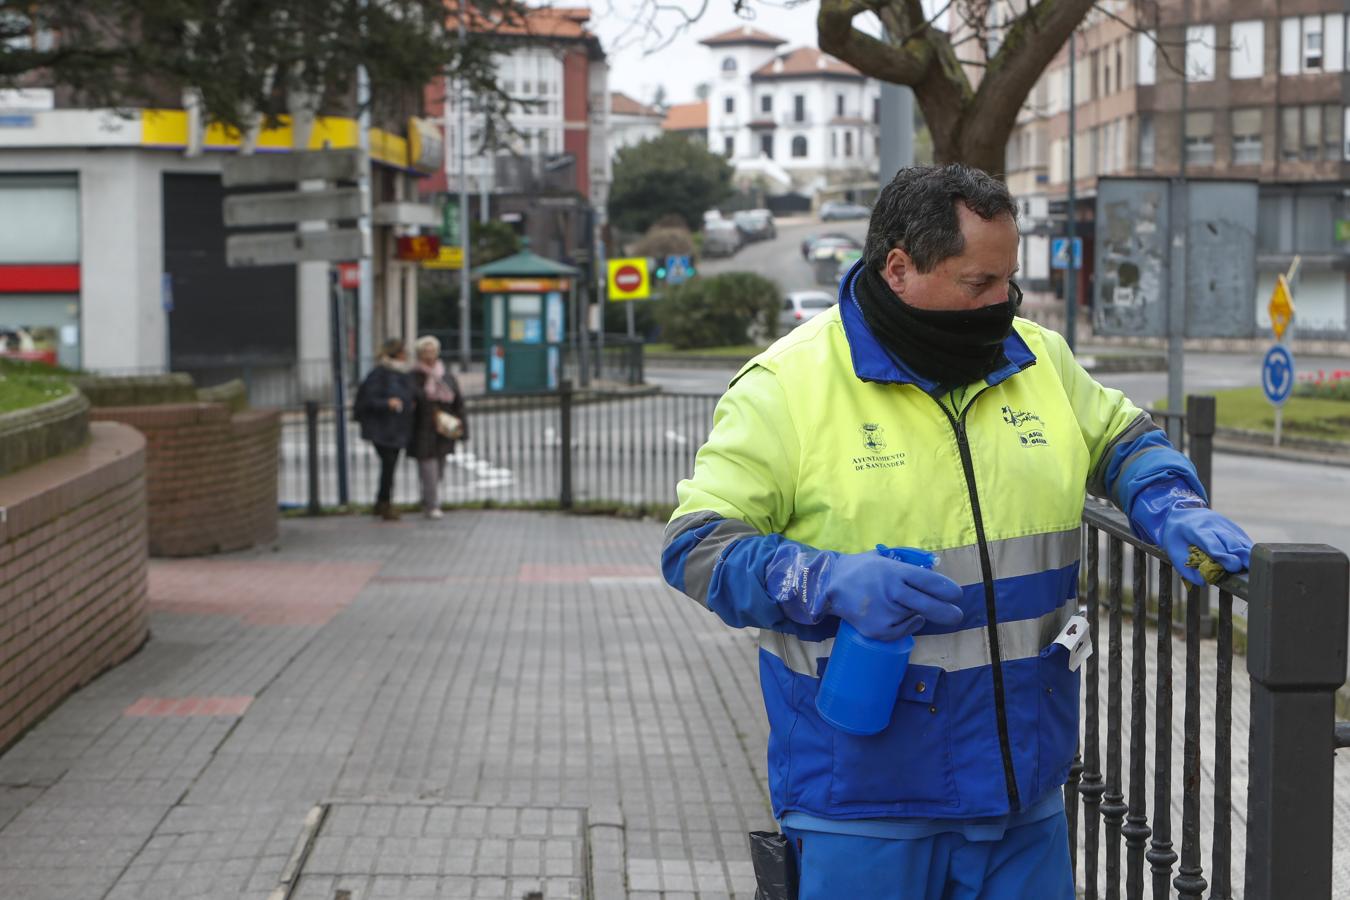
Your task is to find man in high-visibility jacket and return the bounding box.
[661,165,1251,899]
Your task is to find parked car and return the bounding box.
[779,290,836,332]
[800,232,861,260]
[835,249,864,283]
[820,201,871,221]
[702,219,742,258]
[809,238,863,285]
[733,209,776,242]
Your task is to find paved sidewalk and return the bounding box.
[0,513,773,900]
[1,511,1349,899]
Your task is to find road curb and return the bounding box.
[1213,429,1350,468]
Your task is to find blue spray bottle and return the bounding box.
[814,545,938,736]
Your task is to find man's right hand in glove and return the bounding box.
[767,545,966,641]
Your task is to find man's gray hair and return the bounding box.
[863,164,1017,274]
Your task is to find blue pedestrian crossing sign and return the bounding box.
[664,254,693,286]
[1261,344,1295,406]
[1051,237,1082,270]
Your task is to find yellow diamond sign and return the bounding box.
[1268,274,1294,341]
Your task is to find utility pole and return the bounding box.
[457,17,473,373]
[1168,7,1190,441]
[356,0,373,378]
[1066,31,1077,353]
[878,28,915,182]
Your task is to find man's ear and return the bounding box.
[882,248,912,297]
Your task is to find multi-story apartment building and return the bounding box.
[700,26,882,200]
[428,6,609,263]
[1001,0,1350,339]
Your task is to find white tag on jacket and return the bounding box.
[1054,614,1093,671]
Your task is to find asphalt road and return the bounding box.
[280,215,1348,553]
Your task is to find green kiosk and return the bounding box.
[475,250,579,393]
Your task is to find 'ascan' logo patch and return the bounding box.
[1002,405,1049,447]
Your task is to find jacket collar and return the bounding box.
[837,258,1037,394]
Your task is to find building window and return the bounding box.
[722,56,737,73]
[1325,103,1343,159]
[873,97,880,123]
[1280,106,1301,161]
[1137,31,1157,86]
[1303,105,1323,159]
[836,93,845,116]
[1304,15,1323,70]
[760,133,773,158]
[724,136,734,157]
[724,96,734,115]
[831,132,838,157]
[792,136,808,157]
[793,95,805,123]
[1185,111,1215,166]
[1186,24,1215,82]
[1230,21,1264,79]
[1231,108,1263,164]
[1283,15,1346,74]
[761,94,772,114]
[1115,42,1123,92]
[1137,114,1155,169]
[844,131,853,157]
[1090,50,1100,99]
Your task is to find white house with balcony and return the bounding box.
[701,25,882,198]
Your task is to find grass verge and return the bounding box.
[1159,386,1350,444]
[0,358,75,414]
[644,343,763,358]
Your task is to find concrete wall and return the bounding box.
[89,403,279,557]
[0,421,148,751]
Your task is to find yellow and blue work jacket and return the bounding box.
[662,261,1202,822]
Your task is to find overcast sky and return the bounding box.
[588,0,870,107]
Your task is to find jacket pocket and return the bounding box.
[827,664,960,808]
[1037,643,1081,798]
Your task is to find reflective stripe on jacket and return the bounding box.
[662,261,1199,822]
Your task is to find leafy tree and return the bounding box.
[609,133,733,235]
[0,0,519,130]
[656,272,780,349]
[816,0,1096,172]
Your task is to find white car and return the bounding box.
[779,290,836,332]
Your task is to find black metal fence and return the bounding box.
[283,386,718,511]
[1072,504,1347,899]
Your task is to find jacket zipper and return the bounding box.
[932,390,1022,812]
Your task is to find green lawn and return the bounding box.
[1161,387,1350,443]
[0,360,74,413]
[644,343,763,357]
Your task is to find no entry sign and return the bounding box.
[607,257,650,301]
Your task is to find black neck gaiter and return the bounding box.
[855,264,1017,390]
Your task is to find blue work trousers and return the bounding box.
[783,812,1075,900]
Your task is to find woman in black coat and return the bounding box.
[354,338,415,520]
[408,335,468,518]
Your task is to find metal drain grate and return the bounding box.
[275,801,588,900]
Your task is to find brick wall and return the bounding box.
[89,403,281,558]
[0,422,149,752]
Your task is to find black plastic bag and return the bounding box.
[748,830,798,900]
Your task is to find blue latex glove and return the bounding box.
[1128,480,1253,585]
[767,544,965,641]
